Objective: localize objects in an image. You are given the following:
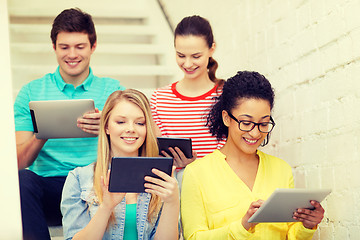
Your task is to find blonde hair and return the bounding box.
[93,89,161,224]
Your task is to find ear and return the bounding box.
[222,110,230,127]
[91,41,97,53]
[105,125,109,135]
[209,42,216,57]
[52,43,56,51]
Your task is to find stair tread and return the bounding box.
[11,43,168,54]
[12,65,176,76]
[10,24,158,36]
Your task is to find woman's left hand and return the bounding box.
[144,166,179,204]
[293,200,325,229]
[162,147,197,168]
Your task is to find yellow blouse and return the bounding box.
[181,149,316,240]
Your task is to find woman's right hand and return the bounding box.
[242,199,264,231]
[100,170,126,211]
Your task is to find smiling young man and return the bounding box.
[13,8,125,240]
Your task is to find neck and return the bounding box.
[220,142,258,164]
[59,68,90,88]
[177,74,215,97]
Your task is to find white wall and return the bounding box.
[161,0,360,239]
[0,0,22,239]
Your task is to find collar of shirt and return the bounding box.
[54,66,94,92]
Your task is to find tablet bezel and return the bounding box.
[157,137,193,159]
[247,188,331,223]
[29,99,96,139]
[108,157,173,193]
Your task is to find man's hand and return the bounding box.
[77,108,101,135]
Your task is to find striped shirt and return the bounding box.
[150,82,225,159]
[14,67,125,177]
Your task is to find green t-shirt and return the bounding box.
[124,203,138,240]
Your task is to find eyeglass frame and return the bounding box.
[227,111,276,133]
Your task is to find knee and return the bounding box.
[19,170,41,197]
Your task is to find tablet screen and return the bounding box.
[108,157,173,193]
[157,137,193,159]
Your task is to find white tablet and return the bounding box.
[29,99,97,139]
[248,188,331,223]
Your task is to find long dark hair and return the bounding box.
[207,71,275,146]
[174,15,224,88]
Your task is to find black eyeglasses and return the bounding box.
[227,112,275,133]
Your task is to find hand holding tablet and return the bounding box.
[29,99,96,139]
[108,157,173,193]
[247,188,331,223]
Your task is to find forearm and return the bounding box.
[73,204,113,240]
[16,134,47,169]
[154,201,179,240]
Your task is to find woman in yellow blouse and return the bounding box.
[181,71,325,239]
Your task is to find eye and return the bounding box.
[241,121,253,126]
[136,122,145,126]
[193,55,201,59]
[260,122,270,127]
[116,121,125,124]
[177,54,185,58]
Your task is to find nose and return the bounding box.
[68,47,77,58]
[248,125,261,138]
[183,57,192,68]
[126,123,135,133]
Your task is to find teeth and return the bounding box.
[123,137,136,141]
[245,138,257,144]
[67,62,79,65]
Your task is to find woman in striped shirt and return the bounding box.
[150,15,225,180]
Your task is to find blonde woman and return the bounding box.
[61,89,179,240]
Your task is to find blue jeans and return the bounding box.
[19,169,66,240]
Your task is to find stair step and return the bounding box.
[10,24,158,36]
[12,65,175,77]
[11,43,167,55]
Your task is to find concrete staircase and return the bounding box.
[8,0,178,100]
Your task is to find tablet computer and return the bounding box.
[29,99,96,139]
[157,137,193,159]
[108,157,173,193]
[248,188,331,223]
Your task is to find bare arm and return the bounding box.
[16,131,47,170]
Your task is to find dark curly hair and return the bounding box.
[207,71,275,146]
[174,15,224,88]
[51,8,96,48]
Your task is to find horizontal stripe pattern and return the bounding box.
[151,82,225,159]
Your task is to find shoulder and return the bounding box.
[185,150,223,175]
[152,83,174,94]
[67,163,95,187]
[93,76,125,89]
[257,150,292,171]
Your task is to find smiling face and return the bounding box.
[223,98,271,156]
[53,31,96,84]
[175,35,215,80]
[105,99,147,157]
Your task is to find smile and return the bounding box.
[243,138,258,145]
[121,137,138,143]
[65,61,81,66]
[184,67,198,73]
